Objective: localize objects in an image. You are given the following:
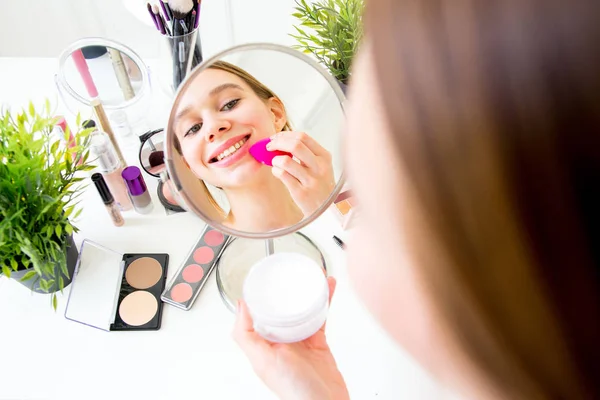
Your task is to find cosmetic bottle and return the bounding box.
[86,120,133,211]
[91,173,125,227]
[91,98,127,167]
[243,253,329,343]
[122,166,154,214]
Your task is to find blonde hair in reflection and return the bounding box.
[173,60,292,218]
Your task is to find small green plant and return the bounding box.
[0,101,94,308]
[291,0,365,84]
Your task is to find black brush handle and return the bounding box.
[172,21,183,90]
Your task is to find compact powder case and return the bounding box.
[65,240,169,331]
[162,225,230,311]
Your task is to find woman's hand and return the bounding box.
[267,131,335,217]
[233,276,350,400]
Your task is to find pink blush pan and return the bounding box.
[204,230,224,246]
[171,283,192,303]
[193,247,214,264]
[161,226,231,311]
[183,264,204,283]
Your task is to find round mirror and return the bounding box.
[56,38,150,109]
[165,43,346,238]
[55,38,152,139]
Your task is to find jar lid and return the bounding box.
[243,253,328,327]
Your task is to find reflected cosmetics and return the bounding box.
[65,240,169,331]
[162,225,231,311]
[332,184,356,230]
[138,128,186,214]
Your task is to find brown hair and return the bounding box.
[172,60,292,215]
[207,60,291,131]
[366,0,600,398]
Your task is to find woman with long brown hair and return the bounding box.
[172,61,335,232]
[233,0,600,398]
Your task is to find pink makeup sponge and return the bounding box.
[249,138,292,167]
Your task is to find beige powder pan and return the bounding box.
[119,291,158,326]
[126,257,163,289]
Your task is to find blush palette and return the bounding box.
[161,225,231,311]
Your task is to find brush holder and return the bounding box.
[156,27,203,97]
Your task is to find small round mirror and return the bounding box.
[55,38,152,138]
[165,43,346,239]
[56,38,150,109]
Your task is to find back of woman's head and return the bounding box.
[366,0,600,397]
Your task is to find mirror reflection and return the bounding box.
[166,46,345,234]
[139,129,166,176]
[61,45,145,106]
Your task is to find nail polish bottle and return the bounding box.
[91,173,125,227]
[122,166,154,214]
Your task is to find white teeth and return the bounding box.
[214,137,248,162]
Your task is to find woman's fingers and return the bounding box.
[327,276,337,305]
[272,155,310,186]
[276,131,330,158]
[233,300,272,366]
[268,134,319,171]
[318,276,337,333]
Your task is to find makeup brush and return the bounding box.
[147,3,159,31]
[193,0,201,29]
[149,151,165,168]
[151,4,166,35]
[168,0,195,87]
[159,0,172,21]
[168,0,194,24]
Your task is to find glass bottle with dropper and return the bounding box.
[84,120,133,211]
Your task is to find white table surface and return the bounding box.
[0,56,447,400]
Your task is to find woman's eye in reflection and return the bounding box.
[221,99,240,111]
[184,122,202,138]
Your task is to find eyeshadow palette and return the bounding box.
[65,240,169,332]
[161,225,231,311]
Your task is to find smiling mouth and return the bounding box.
[209,135,251,164]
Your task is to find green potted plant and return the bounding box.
[290,0,365,87]
[0,101,94,308]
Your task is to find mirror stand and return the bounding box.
[215,233,326,312]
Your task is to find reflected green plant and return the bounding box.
[291,0,365,84]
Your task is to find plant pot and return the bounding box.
[10,234,79,294]
[337,80,348,95]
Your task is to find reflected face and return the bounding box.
[173,68,285,189]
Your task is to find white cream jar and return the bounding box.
[243,252,329,343]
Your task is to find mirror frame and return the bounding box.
[56,37,151,110]
[164,42,347,239]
